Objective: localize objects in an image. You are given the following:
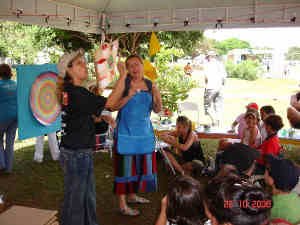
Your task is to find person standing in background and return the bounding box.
[0,64,17,173]
[34,132,60,163]
[203,51,227,128]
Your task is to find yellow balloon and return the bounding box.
[149,32,160,56]
[143,59,158,81]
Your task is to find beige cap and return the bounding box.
[57,48,84,78]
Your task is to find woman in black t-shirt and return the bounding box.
[56,49,115,225]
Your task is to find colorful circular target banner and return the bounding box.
[30,71,60,126]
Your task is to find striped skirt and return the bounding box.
[113,144,158,195]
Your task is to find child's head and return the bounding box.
[260,105,275,121]
[166,175,205,225]
[246,102,258,111]
[244,109,259,128]
[264,155,299,192]
[264,114,283,134]
[205,175,272,225]
[221,143,260,176]
[176,116,192,136]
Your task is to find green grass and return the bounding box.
[178,75,299,129]
[1,139,300,225]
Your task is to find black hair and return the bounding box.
[0,63,12,80]
[166,176,205,225]
[205,175,272,225]
[264,114,283,132]
[260,106,275,116]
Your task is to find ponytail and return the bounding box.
[56,72,73,105]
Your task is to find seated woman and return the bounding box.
[160,116,205,175]
[155,175,206,225]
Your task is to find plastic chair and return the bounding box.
[94,126,114,158]
[178,102,200,125]
[155,136,176,175]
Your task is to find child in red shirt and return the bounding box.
[255,115,283,174]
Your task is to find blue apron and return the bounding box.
[116,91,155,155]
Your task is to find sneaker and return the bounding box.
[119,207,140,216]
[34,158,43,163]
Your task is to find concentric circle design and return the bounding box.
[30,71,60,126]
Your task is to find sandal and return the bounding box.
[119,207,140,216]
[127,196,150,204]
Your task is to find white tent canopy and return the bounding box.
[1,0,300,33]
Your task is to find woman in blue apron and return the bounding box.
[109,55,162,216]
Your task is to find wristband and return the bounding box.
[101,109,111,116]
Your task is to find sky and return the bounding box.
[204,27,300,51]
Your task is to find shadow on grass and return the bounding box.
[0,144,170,225]
[0,140,299,225]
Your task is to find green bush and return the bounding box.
[156,66,197,112]
[226,60,262,81]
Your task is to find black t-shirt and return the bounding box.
[95,121,109,134]
[179,136,205,162]
[60,84,107,150]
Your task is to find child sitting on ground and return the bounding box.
[242,109,262,148]
[160,116,205,175]
[264,155,300,224]
[229,102,259,138]
[259,105,275,141]
[255,114,283,175]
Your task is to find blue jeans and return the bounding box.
[60,147,98,225]
[0,119,17,172]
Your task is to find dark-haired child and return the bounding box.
[155,175,205,225]
[264,155,300,224]
[205,175,272,225]
[256,115,284,175]
[259,105,275,141]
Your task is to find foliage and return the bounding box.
[225,60,262,81]
[214,38,251,55]
[158,31,203,56]
[195,37,217,56]
[154,47,184,73]
[156,66,197,112]
[0,21,56,64]
[285,46,300,60]
[52,29,96,51]
[109,31,203,57]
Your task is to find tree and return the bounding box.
[195,37,217,56]
[286,46,300,60]
[226,60,262,81]
[214,38,251,55]
[0,21,56,64]
[107,31,203,57]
